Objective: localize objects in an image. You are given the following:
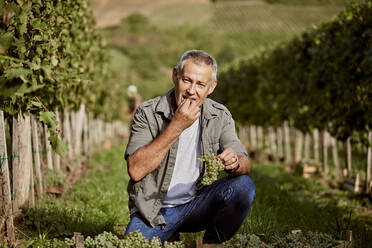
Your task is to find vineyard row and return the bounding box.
[239,123,372,194]
[0,105,128,246]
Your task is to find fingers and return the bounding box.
[173,98,200,131]
[177,98,200,118]
[218,148,239,170]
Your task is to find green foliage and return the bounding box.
[213,0,372,143]
[199,153,225,185]
[23,231,184,248]
[0,0,127,154]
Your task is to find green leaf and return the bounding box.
[0,32,14,54]
[48,134,67,156]
[4,68,31,81]
[30,100,42,108]
[51,56,58,67]
[38,111,56,127]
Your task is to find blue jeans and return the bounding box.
[124,175,255,244]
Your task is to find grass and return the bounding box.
[243,161,372,247]
[19,144,129,244]
[19,141,372,247]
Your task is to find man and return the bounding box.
[124,50,255,247]
[126,85,141,122]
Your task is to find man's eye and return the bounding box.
[182,78,191,83]
[198,83,206,88]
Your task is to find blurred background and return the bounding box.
[88,0,345,100]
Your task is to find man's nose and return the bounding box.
[187,83,196,95]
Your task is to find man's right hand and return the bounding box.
[127,98,200,181]
[172,98,201,133]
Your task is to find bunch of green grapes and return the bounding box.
[199,153,225,186]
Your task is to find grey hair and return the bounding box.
[176,50,218,83]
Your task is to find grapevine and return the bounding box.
[0,0,127,154]
[199,153,225,186]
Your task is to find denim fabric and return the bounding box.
[125,175,255,244]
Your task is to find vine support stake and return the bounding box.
[321,130,329,177]
[53,110,61,171]
[0,111,15,244]
[249,125,257,151]
[366,132,372,194]
[44,124,53,170]
[12,112,32,214]
[331,137,342,182]
[31,115,43,201]
[312,129,319,162]
[345,137,352,176]
[283,121,291,163]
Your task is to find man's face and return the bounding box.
[172,59,217,107]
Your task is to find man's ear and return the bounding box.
[208,80,217,95]
[172,68,178,85]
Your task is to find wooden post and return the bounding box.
[72,104,85,157]
[294,130,304,163]
[312,129,320,162]
[346,230,353,248]
[0,111,15,244]
[31,115,43,201]
[345,137,352,175]
[53,111,61,170]
[283,121,291,163]
[366,132,372,193]
[12,112,32,213]
[257,126,263,150]
[354,173,360,193]
[83,112,89,157]
[29,160,35,207]
[304,133,310,162]
[249,125,257,150]
[331,137,342,182]
[74,232,84,248]
[44,124,53,170]
[268,126,277,157]
[322,130,329,176]
[63,109,73,161]
[277,127,283,158]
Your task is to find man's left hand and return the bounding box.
[218,148,239,171]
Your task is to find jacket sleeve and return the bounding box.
[124,105,153,160]
[219,110,248,156]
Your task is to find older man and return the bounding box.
[124,50,255,246]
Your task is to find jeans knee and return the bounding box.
[231,175,255,208]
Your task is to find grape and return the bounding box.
[199,153,225,186]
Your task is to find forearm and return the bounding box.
[235,154,250,175]
[127,121,182,181]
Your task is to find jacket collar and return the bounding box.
[155,88,218,121]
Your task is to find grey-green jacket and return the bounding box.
[124,89,247,227]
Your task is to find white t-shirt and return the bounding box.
[162,118,201,207]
